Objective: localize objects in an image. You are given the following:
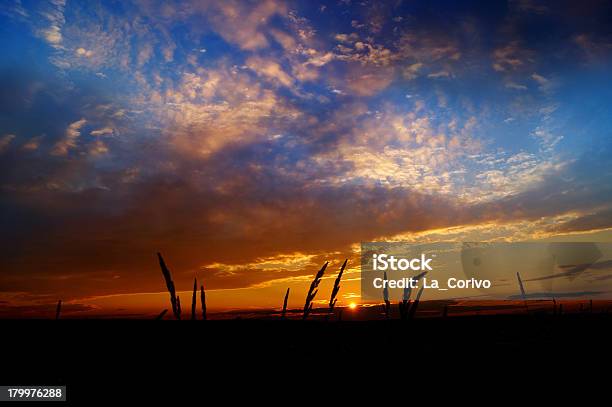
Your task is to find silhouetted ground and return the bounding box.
[2,314,612,403]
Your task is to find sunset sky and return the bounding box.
[1,0,612,317]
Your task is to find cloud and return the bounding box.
[0,134,16,152]
[246,56,295,88]
[269,28,297,51]
[75,47,93,58]
[4,142,609,299]
[38,0,66,48]
[427,70,450,79]
[88,139,108,156]
[505,82,527,90]
[402,63,423,80]
[137,43,154,67]
[52,118,87,156]
[573,34,612,63]
[90,127,114,137]
[199,0,288,50]
[531,72,553,92]
[22,135,44,151]
[510,0,549,15]
[337,64,395,96]
[145,64,302,156]
[492,42,525,72]
[548,208,612,233]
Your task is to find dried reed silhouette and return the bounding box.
[517,271,529,313]
[399,271,427,320]
[281,288,290,319]
[191,278,197,320]
[200,285,207,321]
[303,262,328,320]
[408,286,424,319]
[398,285,412,321]
[399,301,410,320]
[516,271,526,299]
[157,252,180,320]
[155,309,168,320]
[382,271,391,318]
[55,300,62,320]
[328,259,347,316]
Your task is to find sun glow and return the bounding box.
[349,302,357,310]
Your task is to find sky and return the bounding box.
[1,0,612,317]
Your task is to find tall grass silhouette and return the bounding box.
[158,252,180,320]
[303,262,328,320]
[398,283,411,321]
[155,309,168,320]
[408,286,425,319]
[191,278,197,320]
[382,271,390,318]
[328,259,347,318]
[200,284,207,321]
[281,288,290,319]
[55,300,62,320]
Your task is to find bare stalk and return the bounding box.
[408,286,425,319]
[191,278,197,320]
[200,285,207,321]
[281,288,290,319]
[303,262,328,320]
[328,259,347,316]
[157,252,180,320]
[382,271,390,319]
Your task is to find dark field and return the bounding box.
[2,313,612,403]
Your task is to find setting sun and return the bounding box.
[349,302,357,310]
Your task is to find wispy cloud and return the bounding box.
[52,118,86,156]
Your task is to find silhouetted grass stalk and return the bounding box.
[303,262,328,320]
[55,300,62,320]
[399,271,426,320]
[281,288,290,319]
[399,284,412,321]
[328,259,347,318]
[200,285,207,321]
[157,252,180,320]
[191,278,197,320]
[382,271,390,319]
[408,286,424,319]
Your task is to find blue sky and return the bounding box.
[1,0,612,313]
